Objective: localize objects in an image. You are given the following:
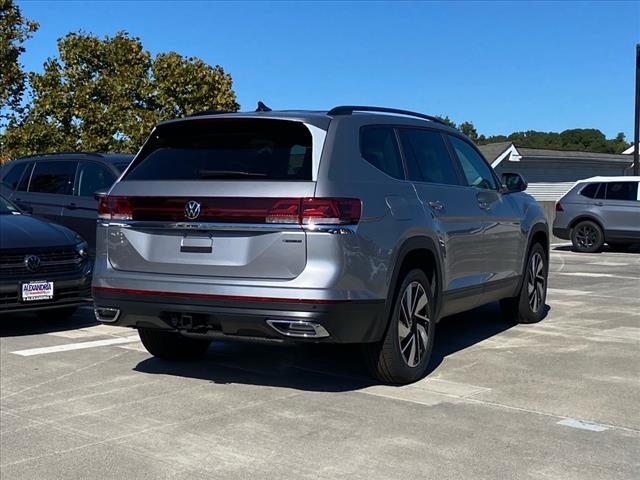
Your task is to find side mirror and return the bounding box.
[501,172,528,193]
[94,188,108,201]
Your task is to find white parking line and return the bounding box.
[11,336,140,357]
[547,288,592,296]
[557,418,609,432]
[555,272,640,280]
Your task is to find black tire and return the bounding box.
[37,306,78,320]
[138,329,211,361]
[607,242,632,252]
[571,220,604,253]
[500,243,548,324]
[365,269,436,384]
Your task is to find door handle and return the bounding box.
[428,201,444,211]
[594,202,604,206]
[65,203,78,210]
[478,201,490,210]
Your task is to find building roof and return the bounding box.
[478,142,633,166]
[477,142,511,162]
[516,146,631,162]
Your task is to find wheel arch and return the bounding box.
[512,222,549,298]
[568,215,605,234]
[378,236,444,341]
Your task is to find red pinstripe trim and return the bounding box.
[92,286,349,304]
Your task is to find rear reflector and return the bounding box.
[98,196,361,225]
[555,203,564,212]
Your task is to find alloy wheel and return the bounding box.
[527,252,545,313]
[397,281,430,367]
[575,225,598,249]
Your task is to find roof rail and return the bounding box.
[16,151,104,160]
[327,105,448,126]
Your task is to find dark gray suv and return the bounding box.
[92,106,549,384]
[0,152,134,251]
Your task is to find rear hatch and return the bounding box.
[102,117,323,280]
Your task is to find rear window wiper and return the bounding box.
[198,170,268,179]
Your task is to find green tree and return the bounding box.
[435,115,457,129]
[0,0,38,127]
[1,31,239,161]
[152,52,238,118]
[459,121,478,141]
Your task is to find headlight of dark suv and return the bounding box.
[74,241,89,259]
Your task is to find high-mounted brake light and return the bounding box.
[97,196,361,225]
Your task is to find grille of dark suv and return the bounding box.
[0,249,83,277]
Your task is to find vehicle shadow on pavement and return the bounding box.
[134,301,531,391]
[0,309,99,337]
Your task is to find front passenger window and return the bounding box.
[448,136,497,190]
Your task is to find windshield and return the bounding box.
[0,196,20,215]
[124,119,313,181]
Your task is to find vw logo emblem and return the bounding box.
[184,200,201,220]
[24,255,41,273]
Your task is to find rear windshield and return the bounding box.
[125,119,313,181]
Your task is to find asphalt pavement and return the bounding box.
[1,245,639,479]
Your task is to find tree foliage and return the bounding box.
[441,117,630,155]
[1,31,239,162]
[0,0,38,126]
[479,128,630,154]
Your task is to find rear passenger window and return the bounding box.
[579,183,601,199]
[1,162,28,190]
[605,182,638,201]
[399,128,459,185]
[29,161,77,195]
[360,126,404,179]
[76,162,116,197]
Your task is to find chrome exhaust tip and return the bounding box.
[94,307,120,323]
[266,319,330,338]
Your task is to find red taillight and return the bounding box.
[98,196,133,220]
[98,197,361,225]
[300,198,361,225]
[555,202,564,212]
[265,199,300,224]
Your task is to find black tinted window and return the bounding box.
[29,161,77,195]
[1,162,27,190]
[605,182,638,201]
[399,129,459,185]
[579,183,601,199]
[126,119,313,181]
[360,126,404,179]
[76,162,116,197]
[448,136,497,190]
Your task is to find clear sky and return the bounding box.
[16,0,640,139]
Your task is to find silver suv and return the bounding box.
[553,176,640,253]
[93,105,549,384]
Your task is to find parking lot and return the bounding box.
[1,246,639,480]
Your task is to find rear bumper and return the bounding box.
[93,288,387,343]
[552,226,570,240]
